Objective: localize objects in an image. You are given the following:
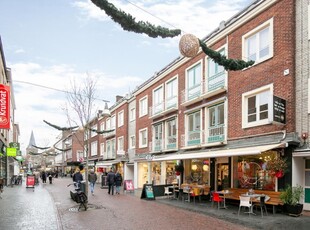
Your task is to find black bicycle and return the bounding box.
[67,181,88,211]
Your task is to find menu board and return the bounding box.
[124,180,134,191]
[141,184,155,200]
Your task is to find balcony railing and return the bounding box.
[166,135,177,149]
[208,124,225,143]
[149,97,178,118]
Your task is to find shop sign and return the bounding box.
[6,147,17,157]
[273,96,286,124]
[0,84,10,129]
[141,184,155,200]
[124,180,134,191]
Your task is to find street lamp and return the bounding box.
[63,140,70,177]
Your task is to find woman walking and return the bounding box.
[115,170,123,195]
[88,169,97,195]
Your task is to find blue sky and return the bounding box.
[0,0,251,153]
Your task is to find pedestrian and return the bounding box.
[41,171,47,183]
[115,170,123,195]
[48,173,53,184]
[106,168,115,195]
[88,169,97,195]
[73,168,83,185]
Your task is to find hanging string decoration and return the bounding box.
[90,0,181,38]
[179,34,255,71]
[89,127,115,134]
[32,145,50,150]
[43,120,78,131]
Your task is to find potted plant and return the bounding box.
[266,157,288,178]
[280,184,304,216]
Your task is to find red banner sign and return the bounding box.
[0,84,10,129]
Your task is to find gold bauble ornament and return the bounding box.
[179,34,199,58]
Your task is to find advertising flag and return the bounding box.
[0,84,10,129]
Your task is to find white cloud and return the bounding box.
[15,49,25,54]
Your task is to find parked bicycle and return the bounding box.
[67,181,88,211]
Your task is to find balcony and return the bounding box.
[207,124,225,143]
[149,96,178,119]
[181,75,227,106]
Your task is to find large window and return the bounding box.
[100,143,105,158]
[118,136,124,154]
[139,96,148,117]
[111,115,116,130]
[166,77,178,109]
[207,48,225,92]
[91,141,97,156]
[106,139,116,159]
[187,111,201,146]
[166,118,177,149]
[153,123,163,151]
[242,84,272,128]
[118,110,124,127]
[153,86,164,115]
[186,62,202,100]
[129,135,135,149]
[139,128,148,148]
[208,103,225,143]
[130,107,136,121]
[243,18,273,64]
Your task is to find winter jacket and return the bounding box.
[115,173,122,186]
[73,172,83,183]
[88,172,97,183]
[106,171,115,185]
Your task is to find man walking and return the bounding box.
[88,169,97,195]
[106,168,115,195]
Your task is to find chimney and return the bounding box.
[116,95,123,102]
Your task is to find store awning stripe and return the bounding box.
[152,142,287,162]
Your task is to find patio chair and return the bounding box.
[212,192,223,209]
[253,195,268,217]
[164,186,172,199]
[238,196,252,216]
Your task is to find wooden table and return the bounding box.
[216,190,233,209]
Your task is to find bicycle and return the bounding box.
[67,181,88,211]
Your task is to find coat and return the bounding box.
[88,172,97,183]
[106,171,115,185]
[73,172,83,183]
[115,173,122,186]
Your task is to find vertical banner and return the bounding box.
[0,84,10,129]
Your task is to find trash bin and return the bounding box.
[101,175,107,188]
[80,181,86,194]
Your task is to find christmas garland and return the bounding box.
[90,0,181,38]
[89,127,115,134]
[199,39,255,70]
[43,120,78,131]
[32,145,50,150]
[54,146,71,152]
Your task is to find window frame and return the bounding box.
[139,128,148,148]
[139,96,148,117]
[165,76,178,109]
[118,110,124,127]
[185,60,203,100]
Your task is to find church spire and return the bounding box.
[27,130,36,148]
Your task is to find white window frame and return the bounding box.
[185,60,203,100]
[242,18,274,64]
[100,143,105,156]
[129,135,136,149]
[106,118,111,130]
[118,110,124,127]
[139,96,148,117]
[118,136,124,151]
[242,84,273,128]
[130,107,136,121]
[186,110,202,145]
[90,141,98,156]
[153,84,164,114]
[91,124,97,137]
[111,114,116,130]
[165,76,178,109]
[139,128,148,148]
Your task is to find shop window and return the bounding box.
[233,150,278,191]
[189,159,210,185]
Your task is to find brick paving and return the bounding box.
[1,177,310,230]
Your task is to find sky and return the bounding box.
[0,0,252,154]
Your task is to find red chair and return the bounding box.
[212,192,223,209]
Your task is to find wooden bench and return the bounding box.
[225,188,283,214]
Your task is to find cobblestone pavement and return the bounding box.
[1,177,310,230]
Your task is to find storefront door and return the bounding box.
[216,157,229,191]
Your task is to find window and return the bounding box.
[100,122,105,132]
[118,110,124,127]
[243,18,273,64]
[153,123,163,151]
[166,118,177,149]
[139,96,148,117]
[106,118,111,130]
[242,84,273,128]
[139,128,148,148]
[166,77,178,109]
[91,141,97,156]
[106,139,116,159]
[77,150,84,160]
[111,115,116,130]
[91,124,97,137]
[186,62,202,100]
[187,111,201,145]
[118,136,124,151]
[130,108,136,121]
[153,86,164,115]
[100,143,105,156]
[207,103,225,143]
[129,135,135,149]
[207,47,226,91]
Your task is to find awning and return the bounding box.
[152,142,287,161]
[293,150,310,157]
[96,159,122,167]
